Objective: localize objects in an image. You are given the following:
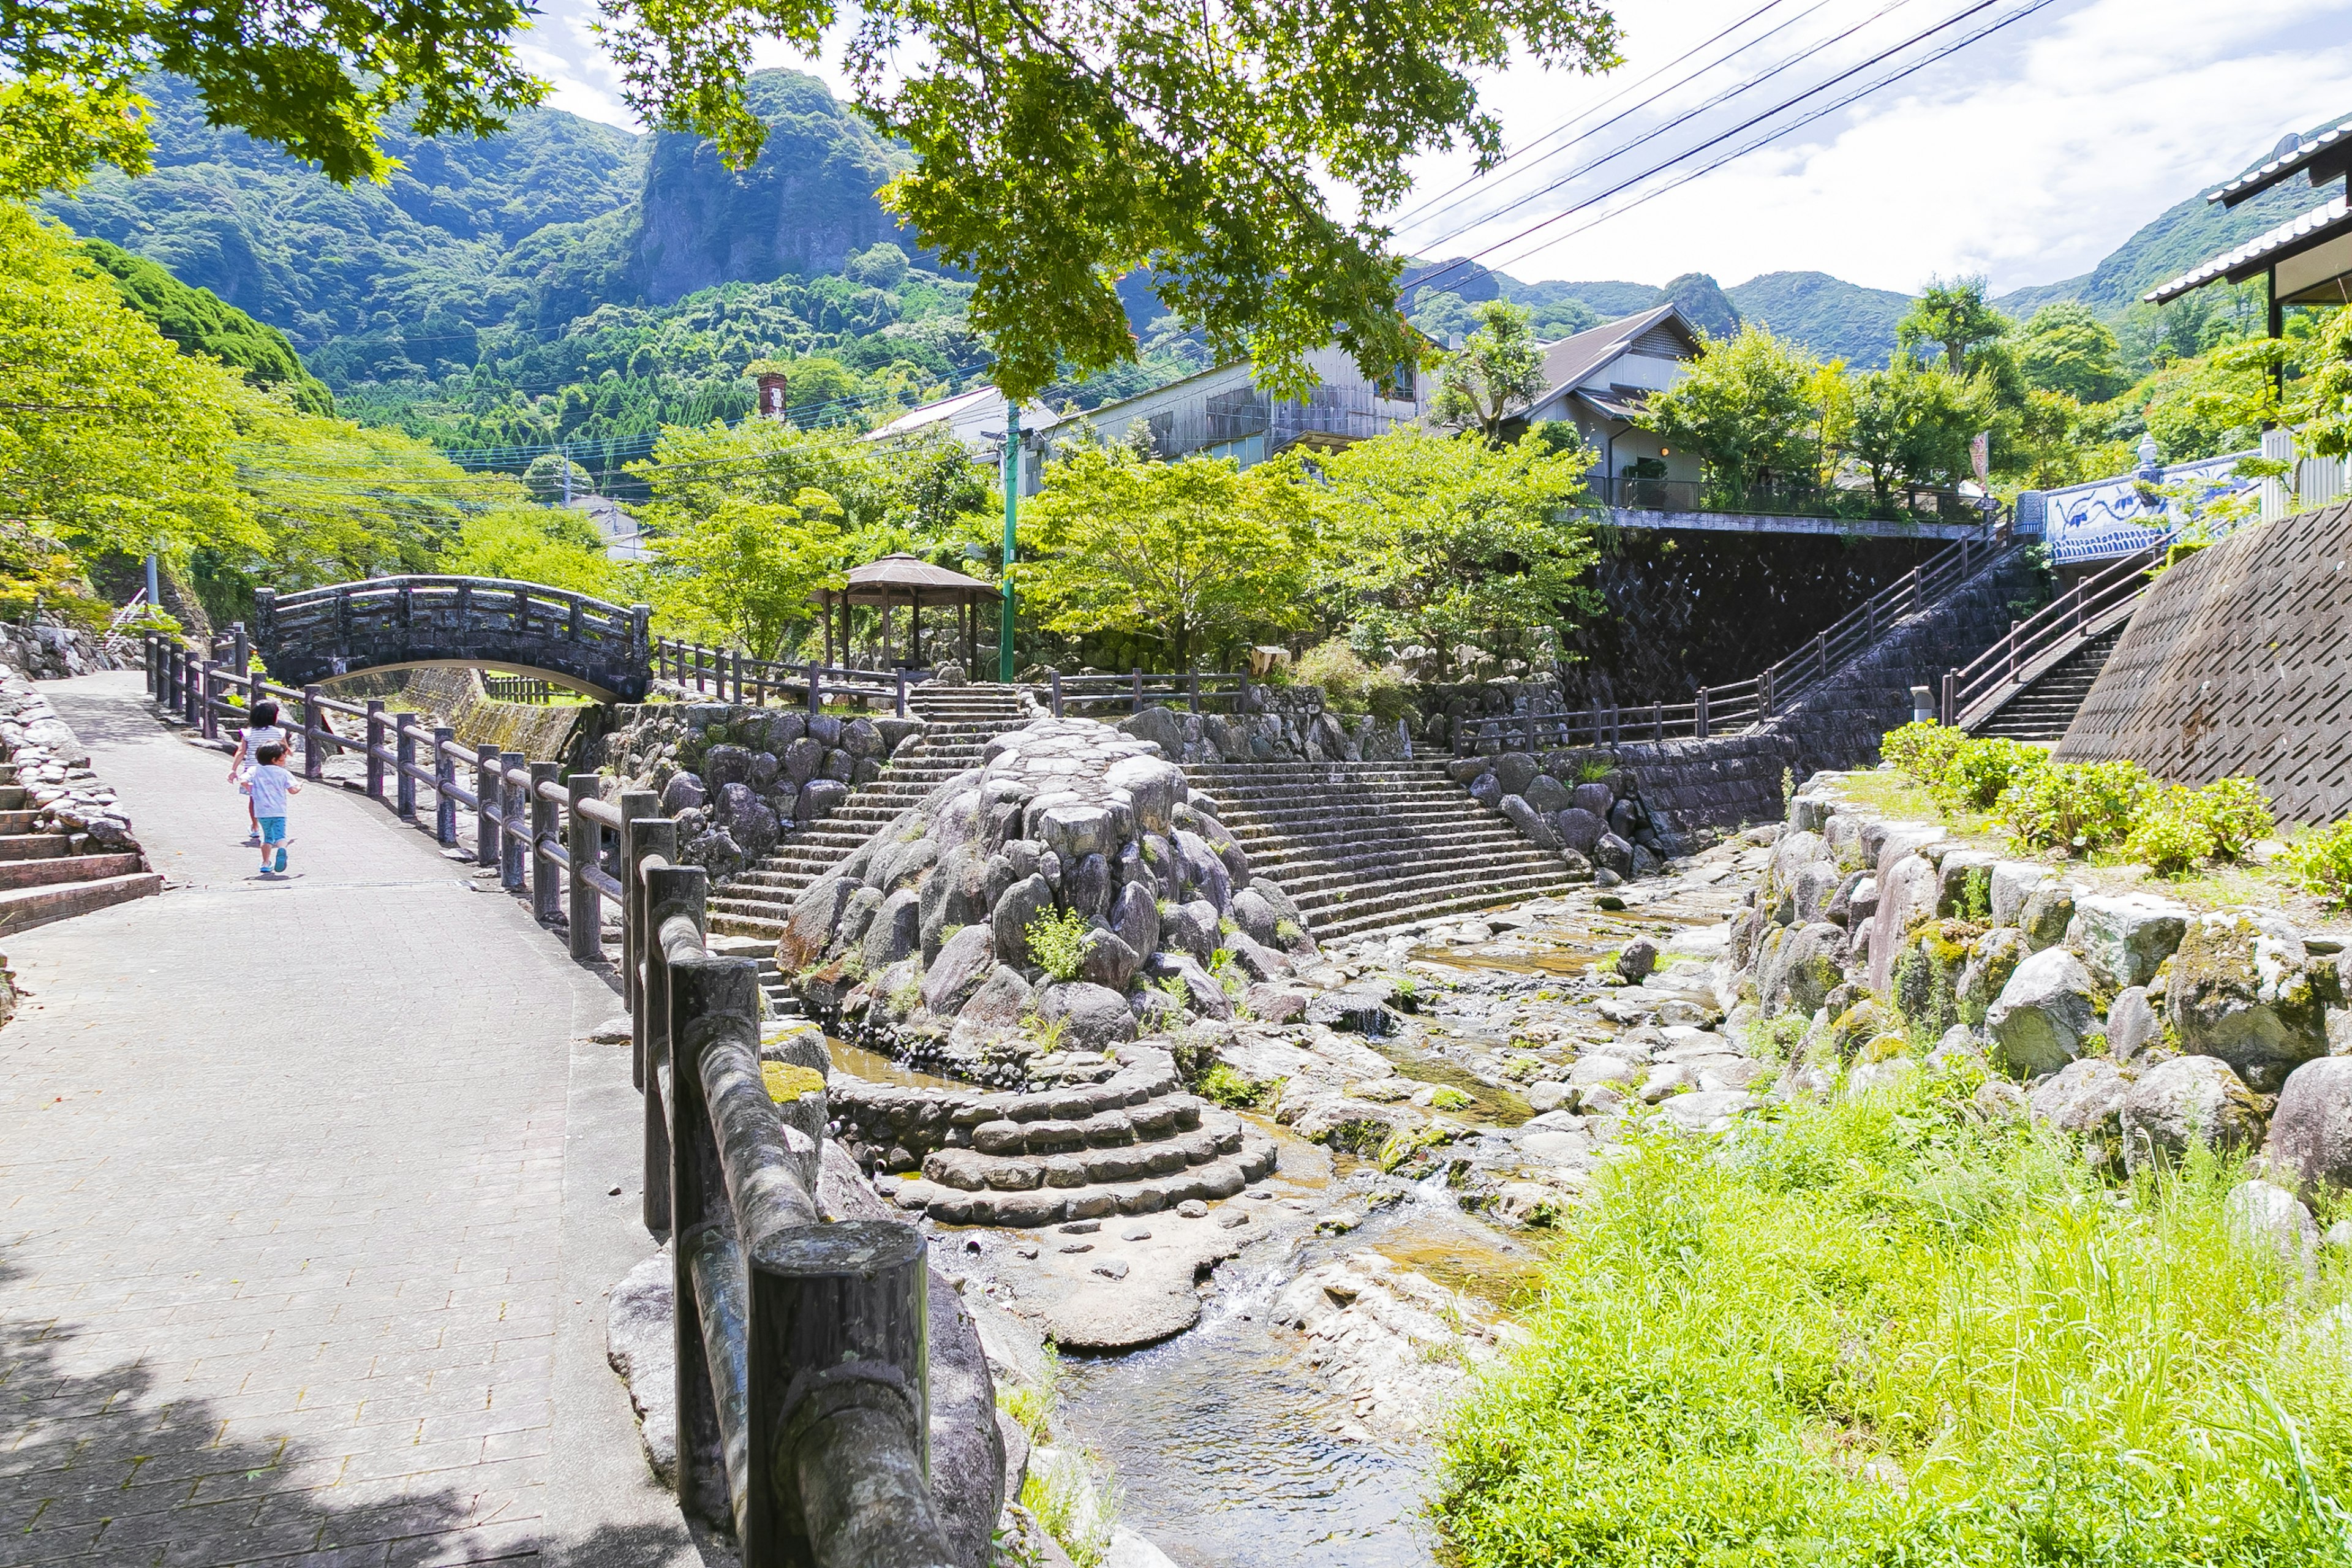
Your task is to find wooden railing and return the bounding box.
[651,639,933,718]
[146,631,623,960]
[1046,668,1251,717]
[1943,546,2163,730]
[146,631,952,1564]
[1452,518,2011,755]
[481,674,567,703]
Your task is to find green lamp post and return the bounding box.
[998,402,1020,684]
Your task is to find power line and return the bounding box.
[1400,0,2046,301]
[1388,0,1833,236]
[1393,0,1916,250]
[1471,0,2062,282]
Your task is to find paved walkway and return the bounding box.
[1,674,700,1567]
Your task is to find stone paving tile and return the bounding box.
[0,675,633,1567]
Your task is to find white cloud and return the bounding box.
[511,0,2352,296]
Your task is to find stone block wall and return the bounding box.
[2056,498,2352,824]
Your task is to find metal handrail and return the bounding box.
[1944,546,2163,729]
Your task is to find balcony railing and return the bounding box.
[1584,473,1995,525]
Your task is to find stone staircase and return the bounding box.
[1969,623,2126,742]
[0,763,161,931]
[706,685,1032,944]
[1185,760,1586,941]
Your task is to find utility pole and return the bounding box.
[144,552,159,612]
[999,402,1020,684]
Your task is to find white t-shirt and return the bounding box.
[247,764,294,818]
[236,724,288,777]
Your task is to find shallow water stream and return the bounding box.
[1054,1191,1537,1568]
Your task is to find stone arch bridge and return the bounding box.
[255,576,653,702]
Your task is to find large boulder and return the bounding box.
[2066,894,2191,992]
[1499,794,1559,850]
[1038,982,1139,1050]
[1985,947,2101,1079]
[1988,862,2049,928]
[991,873,1054,967]
[2264,1057,2352,1196]
[2105,986,2163,1063]
[1955,926,2026,1027]
[703,743,753,789]
[1110,881,1161,960]
[1494,752,1540,797]
[2119,1055,2264,1170]
[2018,881,2075,952]
[1104,755,1186,835]
[796,778,850,822]
[922,922,998,1016]
[1076,928,1142,991]
[1592,832,1634,878]
[1554,807,1606,853]
[2027,1057,2131,1167]
[1888,919,1978,1039]
[1523,774,1572,815]
[1866,853,1943,993]
[780,874,858,971]
[1760,922,1845,1016]
[862,888,923,970]
[1570,780,1613,817]
[2166,910,2337,1093]
[660,772,706,814]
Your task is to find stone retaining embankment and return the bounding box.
[1735,771,2352,1194]
[599,702,924,881]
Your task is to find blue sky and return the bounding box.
[512,0,2352,298]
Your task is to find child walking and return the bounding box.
[229,700,290,845]
[244,742,300,876]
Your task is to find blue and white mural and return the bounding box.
[2022,439,2260,564]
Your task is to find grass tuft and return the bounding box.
[1437,1072,2352,1567]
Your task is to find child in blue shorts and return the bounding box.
[243,742,301,876]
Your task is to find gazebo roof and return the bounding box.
[816,552,997,606]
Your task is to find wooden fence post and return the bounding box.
[666,951,741,1534]
[530,760,561,924]
[616,790,660,1019]
[394,714,418,820]
[500,753,529,892]
[643,862,705,1234]
[1940,671,1957,728]
[364,701,386,801]
[894,669,909,720]
[300,685,325,780]
[1050,671,1063,718]
[806,662,821,717]
[1187,669,1200,714]
[434,727,458,846]
[567,772,601,963]
[230,620,249,676]
[1131,668,1144,714]
[475,745,501,868]
[751,1221,941,1566]
[200,661,221,739]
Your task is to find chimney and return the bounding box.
[756,371,790,419]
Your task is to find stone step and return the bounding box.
[0,834,70,861]
[0,871,164,932]
[0,810,37,835]
[1314,880,1587,940]
[0,786,24,810]
[1283,862,1572,911]
[0,852,145,890]
[888,1134,1280,1228]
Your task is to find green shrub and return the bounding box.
[1273,918,1303,946]
[1199,1062,1281,1108]
[1996,758,2154,853]
[2282,821,2352,908]
[1880,719,1967,784]
[1294,637,1414,723]
[1577,758,1615,784]
[1436,1074,2352,1568]
[2184,774,2275,860]
[1206,946,1246,1000]
[2122,802,2215,876]
[1025,908,1090,982]
[1428,1085,1474,1112]
[1935,736,2049,810]
[1157,974,1192,1012]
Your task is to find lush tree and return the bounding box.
[1845,356,1997,510]
[1314,427,1598,677]
[1633,324,1823,502]
[440,507,621,598]
[2295,306,2352,460]
[1016,446,1318,668]
[632,419,900,535]
[521,454,594,504]
[1896,276,2010,374]
[643,491,847,658]
[2128,342,2278,462]
[1433,301,1547,442]
[13,0,1621,405]
[0,202,255,567]
[2018,303,2128,405]
[75,238,334,415]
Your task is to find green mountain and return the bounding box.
[1660,273,1741,339]
[1995,111,2352,318]
[1726,272,1913,368]
[77,236,336,413]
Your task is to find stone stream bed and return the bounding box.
[812,834,1777,1566]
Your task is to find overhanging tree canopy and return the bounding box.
[4,0,1621,402]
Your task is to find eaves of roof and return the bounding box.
[2144,194,2352,304]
